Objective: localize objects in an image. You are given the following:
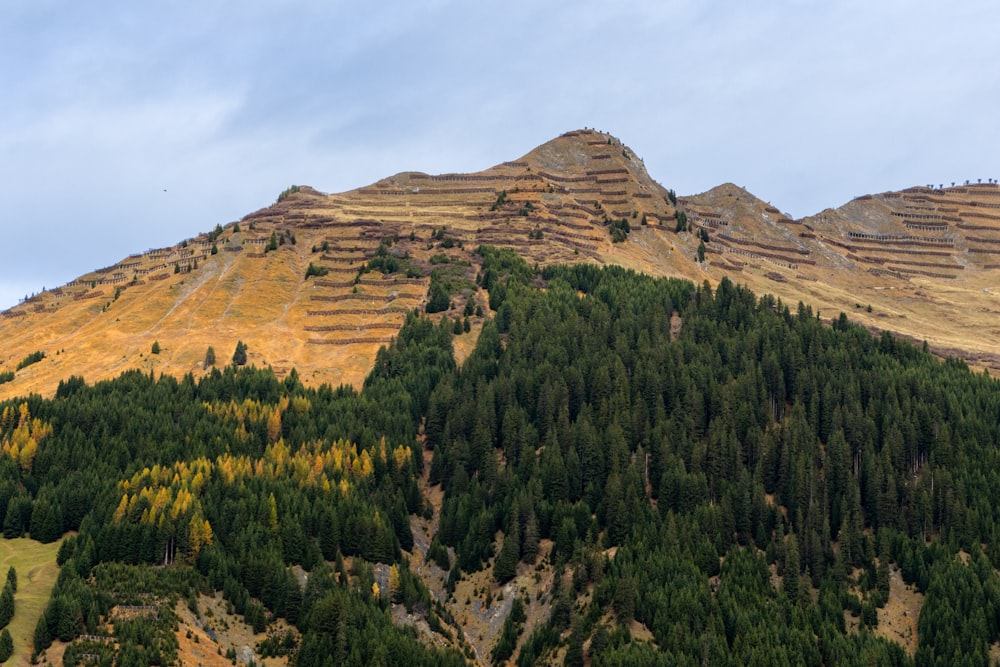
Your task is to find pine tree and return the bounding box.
[29,501,61,543]
[0,585,13,629]
[4,568,14,594]
[2,501,24,540]
[783,533,800,603]
[232,340,248,366]
[0,628,11,662]
[493,516,520,584]
[32,609,51,652]
[521,507,540,564]
[426,280,450,314]
[565,624,585,667]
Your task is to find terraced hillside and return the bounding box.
[679,181,1000,370]
[2,128,999,400]
[0,130,692,399]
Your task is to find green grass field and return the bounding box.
[0,537,62,665]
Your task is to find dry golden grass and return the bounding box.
[874,567,923,657]
[3,130,1000,408]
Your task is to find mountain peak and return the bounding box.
[3,132,1000,400]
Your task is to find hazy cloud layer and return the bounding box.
[2,0,997,308]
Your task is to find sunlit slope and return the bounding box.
[3,128,1000,400]
[677,182,1000,369]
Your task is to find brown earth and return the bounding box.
[843,564,924,658]
[875,567,923,657]
[175,593,293,667]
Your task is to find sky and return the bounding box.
[2,0,998,309]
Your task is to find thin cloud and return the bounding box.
[1,0,998,308]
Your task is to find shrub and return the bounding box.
[305,263,330,279]
[367,255,400,274]
[490,190,508,211]
[609,218,631,243]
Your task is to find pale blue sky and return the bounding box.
[2,0,997,308]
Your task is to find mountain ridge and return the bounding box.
[2,128,999,400]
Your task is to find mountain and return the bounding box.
[6,131,1000,664]
[682,179,1000,369]
[2,128,999,403]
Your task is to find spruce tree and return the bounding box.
[232,340,248,366]
[2,501,24,540]
[493,516,520,584]
[521,508,540,564]
[0,628,11,662]
[783,533,800,603]
[0,585,13,629]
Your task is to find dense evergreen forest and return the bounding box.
[4,247,1000,665]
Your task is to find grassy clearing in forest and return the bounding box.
[0,536,63,665]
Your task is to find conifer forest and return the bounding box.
[4,248,1000,665]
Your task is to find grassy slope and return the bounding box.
[0,537,62,665]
